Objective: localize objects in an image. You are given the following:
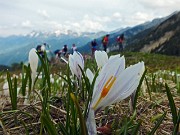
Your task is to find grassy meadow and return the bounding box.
[0,51,180,135]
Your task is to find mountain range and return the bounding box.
[0,11,179,66]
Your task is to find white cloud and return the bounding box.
[71,23,81,28]
[12,23,18,28]
[21,20,33,28]
[81,19,103,32]
[133,12,152,23]
[137,0,180,16]
[121,12,154,27]
[37,9,50,19]
[0,25,8,29]
[95,16,111,23]
[138,0,178,8]
[113,12,121,18]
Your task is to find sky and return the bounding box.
[0,0,180,37]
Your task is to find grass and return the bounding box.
[110,51,180,72]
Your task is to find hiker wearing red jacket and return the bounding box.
[102,34,109,52]
[117,34,124,52]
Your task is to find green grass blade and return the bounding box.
[123,118,128,135]
[133,69,147,110]
[84,69,99,118]
[165,83,177,125]
[145,76,151,100]
[21,65,30,96]
[58,123,69,135]
[70,93,87,135]
[148,112,166,135]
[13,77,17,110]
[127,110,137,126]
[20,120,30,135]
[173,108,180,135]
[151,73,157,92]
[131,121,141,135]
[41,114,58,135]
[7,72,17,110]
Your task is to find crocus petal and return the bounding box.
[86,68,94,84]
[29,48,38,87]
[98,62,145,110]
[69,51,84,79]
[74,52,84,78]
[29,48,38,73]
[74,51,84,69]
[69,54,76,76]
[95,51,108,69]
[91,56,125,110]
[86,109,97,135]
[109,54,120,60]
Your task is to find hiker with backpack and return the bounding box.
[117,34,125,52]
[102,34,109,52]
[91,39,98,55]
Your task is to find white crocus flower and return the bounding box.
[86,68,94,84]
[69,51,84,79]
[95,51,108,69]
[50,77,55,84]
[171,71,175,76]
[29,48,38,89]
[95,50,121,69]
[86,55,145,135]
[2,81,9,96]
[159,77,163,83]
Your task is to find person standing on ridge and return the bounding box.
[91,39,98,56]
[102,34,109,52]
[117,34,125,52]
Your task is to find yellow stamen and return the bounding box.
[92,76,116,109]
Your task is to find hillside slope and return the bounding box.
[126,11,180,56]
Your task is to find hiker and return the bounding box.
[71,44,77,54]
[54,49,62,58]
[62,44,68,57]
[54,49,62,63]
[102,34,109,52]
[36,43,46,58]
[91,39,98,55]
[117,34,125,52]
